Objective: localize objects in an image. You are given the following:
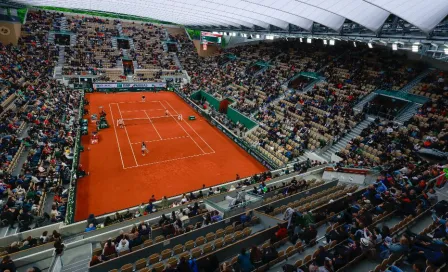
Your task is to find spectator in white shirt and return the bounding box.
[116,238,129,253]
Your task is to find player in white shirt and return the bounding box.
[141,142,149,156]
[117,118,124,128]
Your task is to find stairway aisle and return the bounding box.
[128,39,135,50]
[116,23,123,36]
[111,38,118,49]
[122,49,130,59]
[60,17,68,31]
[70,35,77,47]
[399,68,434,94]
[394,103,421,124]
[60,243,93,272]
[320,118,374,162]
[53,48,65,79]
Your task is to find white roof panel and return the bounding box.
[366,0,448,33]
[15,0,448,32]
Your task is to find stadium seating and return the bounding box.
[0,10,81,236]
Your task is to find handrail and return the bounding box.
[47,250,63,272]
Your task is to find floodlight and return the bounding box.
[323,39,327,45]
[299,38,303,43]
[329,39,335,46]
[392,43,398,51]
[412,45,419,52]
[353,42,356,47]
[256,34,260,39]
[307,38,312,43]
[444,47,448,55]
[368,43,373,48]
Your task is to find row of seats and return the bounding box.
[106,217,260,272]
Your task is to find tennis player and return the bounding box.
[165,109,169,116]
[141,141,149,156]
[142,95,146,102]
[117,118,124,128]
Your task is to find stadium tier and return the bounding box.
[0,5,447,272]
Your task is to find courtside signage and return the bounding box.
[93,82,167,88]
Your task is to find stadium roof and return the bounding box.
[13,0,448,33]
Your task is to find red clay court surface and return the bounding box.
[75,92,266,221]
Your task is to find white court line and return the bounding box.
[158,101,167,109]
[116,103,139,166]
[118,101,161,104]
[121,115,178,121]
[109,104,125,169]
[160,100,206,154]
[144,110,162,140]
[131,136,190,144]
[124,152,214,169]
[165,100,215,153]
[120,109,165,113]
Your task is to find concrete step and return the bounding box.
[400,68,434,93]
[320,118,374,161]
[60,244,93,272]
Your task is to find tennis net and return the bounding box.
[120,115,182,126]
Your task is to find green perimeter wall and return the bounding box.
[227,107,257,130]
[190,90,257,130]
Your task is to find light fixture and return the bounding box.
[329,39,335,46]
[307,38,312,43]
[299,38,303,43]
[256,34,260,39]
[392,43,398,51]
[353,42,356,47]
[323,39,327,45]
[368,42,373,48]
[444,47,448,55]
[412,45,419,52]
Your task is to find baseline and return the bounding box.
[124,152,214,170]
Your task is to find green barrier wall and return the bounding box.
[375,89,429,104]
[201,91,221,111]
[65,91,84,224]
[227,107,257,130]
[190,90,220,111]
[190,90,257,130]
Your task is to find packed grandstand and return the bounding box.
[0,3,447,272]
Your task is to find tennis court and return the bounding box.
[75,91,266,220]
